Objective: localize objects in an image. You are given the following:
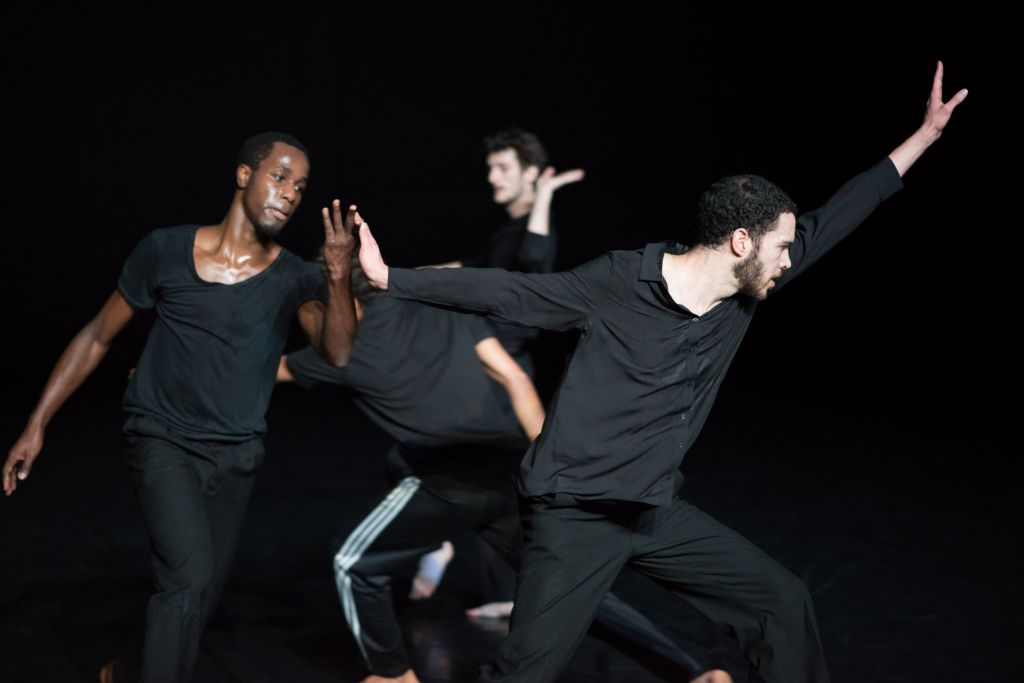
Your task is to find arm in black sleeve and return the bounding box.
[389,253,613,332]
[775,158,903,290]
[517,231,557,273]
[285,345,350,390]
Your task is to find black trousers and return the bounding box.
[334,444,522,677]
[335,445,717,679]
[479,494,830,683]
[124,415,263,683]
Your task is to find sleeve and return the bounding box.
[295,259,328,305]
[517,231,557,273]
[389,252,613,333]
[464,312,497,345]
[285,345,349,390]
[774,158,903,291]
[116,231,160,310]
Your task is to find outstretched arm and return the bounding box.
[358,222,608,332]
[777,62,967,289]
[475,337,545,440]
[4,291,135,495]
[889,61,968,177]
[299,200,360,367]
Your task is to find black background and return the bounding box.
[1,5,1016,681]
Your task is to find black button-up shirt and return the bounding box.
[391,159,902,506]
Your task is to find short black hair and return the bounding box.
[237,132,310,171]
[693,175,798,248]
[483,127,548,170]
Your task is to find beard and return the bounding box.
[733,251,768,301]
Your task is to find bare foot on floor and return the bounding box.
[465,600,514,619]
[690,669,733,683]
[359,669,421,683]
[409,540,454,600]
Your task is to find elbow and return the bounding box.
[323,349,351,368]
[319,340,352,368]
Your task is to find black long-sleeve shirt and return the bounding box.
[391,159,902,506]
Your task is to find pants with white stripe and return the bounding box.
[333,447,521,677]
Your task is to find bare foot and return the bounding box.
[690,669,733,683]
[359,669,421,683]
[409,540,454,600]
[465,600,514,619]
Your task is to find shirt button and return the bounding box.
[680,413,687,421]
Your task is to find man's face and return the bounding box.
[734,212,795,300]
[241,142,310,239]
[486,148,535,206]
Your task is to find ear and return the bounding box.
[523,164,541,185]
[730,228,751,258]
[236,163,252,190]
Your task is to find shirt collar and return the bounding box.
[639,241,688,282]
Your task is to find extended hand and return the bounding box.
[358,223,389,290]
[3,428,43,496]
[322,200,361,280]
[536,167,585,196]
[924,60,968,137]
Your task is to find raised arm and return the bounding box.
[512,166,584,272]
[358,223,609,332]
[526,167,584,239]
[889,61,967,177]
[3,291,135,495]
[475,337,545,440]
[298,200,360,367]
[776,62,966,289]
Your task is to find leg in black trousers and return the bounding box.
[124,416,263,683]
[333,469,520,678]
[480,495,828,683]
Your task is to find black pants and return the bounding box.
[124,415,263,683]
[479,494,829,683]
[335,445,715,679]
[334,445,522,677]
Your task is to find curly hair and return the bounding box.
[694,175,797,248]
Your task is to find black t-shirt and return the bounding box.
[461,214,556,273]
[118,225,326,442]
[285,297,528,453]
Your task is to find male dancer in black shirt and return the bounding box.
[356,64,967,682]
[3,132,361,683]
[434,128,583,365]
[280,261,718,683]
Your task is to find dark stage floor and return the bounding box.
[1,381,1017,682]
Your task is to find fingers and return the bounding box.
[947,87,968,110]
[343,203,359,232]
[560,168,585,183]
[332,200,344,236]
[321,204,335,240]
[932,60,944,101]
[3,455,26,495]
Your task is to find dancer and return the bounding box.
[356,64,966,682]
[4,132,360,683]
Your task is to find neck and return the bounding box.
[211,196,277,258]
[505,187,535,219]
[662,246,739,315]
